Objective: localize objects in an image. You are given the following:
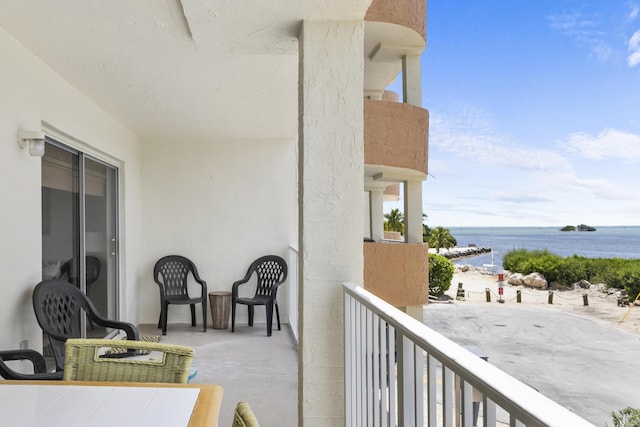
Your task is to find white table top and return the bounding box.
[0,383,200,426]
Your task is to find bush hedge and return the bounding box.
[428,253,454,297]
[502,249,640,297]
[611,406,640,427]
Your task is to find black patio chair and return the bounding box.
[59,256,102,330]
[153,255,208,335]
[32,280,139,372]
[0,349,63,380]
[231,255,287,337]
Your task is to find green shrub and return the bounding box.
[503,249,562,281]
[428,253,454,297]
[502,249,640,296]
[556,255,588,285]
[616,262,640,299]
[502,248,531,272]
[611,407,640,427]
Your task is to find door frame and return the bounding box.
[41,125,123,332]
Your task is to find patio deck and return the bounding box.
[136,323,298,427]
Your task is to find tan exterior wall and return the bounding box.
[364,241,429,307]
[364,99,429,175]
[383,230,403,241]
[366,0,426,40]
[383,183,400,201]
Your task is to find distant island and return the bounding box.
[560,224,596,232]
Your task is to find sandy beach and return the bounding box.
[441,267,640,335]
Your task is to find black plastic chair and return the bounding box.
[32,280,139,372]
[232,255,287,337]
[153,255,208,335]
[0,349,63,380]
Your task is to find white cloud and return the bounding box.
[490,191,553,204]
[564,129,640,161]
[591,40,613,62]
[559,172,636,200]
[431,109,572,172]
[548,13,598,38]
[575,177,635,200]
[548,12,613,62]
[628,4,640,20]
[531,171,636,204]
[425,109,640,226]
[628,29,640,66]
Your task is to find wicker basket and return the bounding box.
[63,338,194,384]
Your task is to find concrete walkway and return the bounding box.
[423,302,640,427]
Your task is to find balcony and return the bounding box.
[364,241,429,308]
[139,283,598,426]
[364,99,429,178]
[364,0,426,101]
[366,0,426,40]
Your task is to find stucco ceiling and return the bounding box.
[0,0,372,141]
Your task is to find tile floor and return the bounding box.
[136,322,298,427]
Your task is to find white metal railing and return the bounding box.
[343,283,596,427]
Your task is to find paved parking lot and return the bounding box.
[423,302,640,427]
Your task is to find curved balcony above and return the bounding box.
[364,0,426,97]
[366,0,426,40]
[364,99,428,185]
[364,241,429,308]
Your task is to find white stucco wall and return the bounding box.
[0,27,141,352]
[299,20,365,425]
[139,137,298,327]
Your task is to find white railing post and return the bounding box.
[414,344,424,425]
[387,325,397,426]
[366,309,374,424]
[356,302,364,425]
[372,315,381,426]
[344,293,354,426]
[443,366,454,427]
[462,381,473,427]
[426,355,437,427]
[484,397,497,426]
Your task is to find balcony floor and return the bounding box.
[137,323,298,426]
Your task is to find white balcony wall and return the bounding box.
[0,26,142,351]
[138,137,298,327]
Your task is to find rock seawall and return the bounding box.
[428,246,492,260]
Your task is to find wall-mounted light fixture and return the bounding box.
[18,129,46,157]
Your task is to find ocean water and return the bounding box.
[446,226,640,269]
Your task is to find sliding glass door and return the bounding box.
[41,140,119,339]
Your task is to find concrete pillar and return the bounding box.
[369,188,385,242]
[404,179,424,244]
[402,52,426,323]
[298,20,364,426]
[402,54,422,107]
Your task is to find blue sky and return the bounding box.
[387,1,640,227]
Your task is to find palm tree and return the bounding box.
[428,226,457,253]
[383,209,404,234]
[422,213,429,242]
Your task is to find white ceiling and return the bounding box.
[1,0,375,141]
